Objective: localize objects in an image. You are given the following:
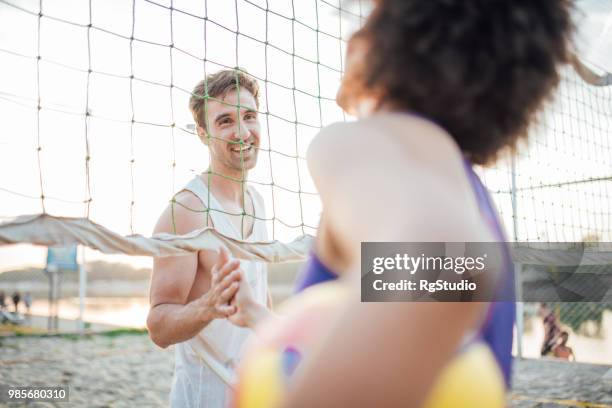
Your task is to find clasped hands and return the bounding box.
[202,246,264,328]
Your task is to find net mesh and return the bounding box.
[481,67,612,244]
[0,0,365,253]
[0,0,610,257]
[2,1,611,245]
[0,0,611,257]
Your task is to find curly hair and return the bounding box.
[339,0,574,165]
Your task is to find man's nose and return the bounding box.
[234,121,250,141]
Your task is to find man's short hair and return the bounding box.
[189,68,260,131]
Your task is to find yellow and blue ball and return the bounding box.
[234,282,505,408]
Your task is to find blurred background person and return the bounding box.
[11,290,20,314]
[539,302,563,357]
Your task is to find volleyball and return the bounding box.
[234,282,505,408]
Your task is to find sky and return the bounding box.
[0,0,611,272]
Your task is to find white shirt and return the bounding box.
[169,176,269,408]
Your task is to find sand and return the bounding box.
[511,358,612,408]
[1,333,611,408]
[1,333,173,407]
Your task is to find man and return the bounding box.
[11,291,20,314]
[147,68,272,407]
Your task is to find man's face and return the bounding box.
[199,88,260,176]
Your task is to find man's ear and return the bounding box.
[197,125,209,145]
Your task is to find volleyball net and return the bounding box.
[0,0,368,260]
[0,0,610,265]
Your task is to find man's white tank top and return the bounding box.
[169,176,268,408]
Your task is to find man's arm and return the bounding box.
[146,192,241,348]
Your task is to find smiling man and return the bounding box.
[147,68,271,407]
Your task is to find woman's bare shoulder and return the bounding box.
[308,114,459,177]
[308,114,466,199]
[308,113,493,245]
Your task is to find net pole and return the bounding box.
[78,245,87,334]
[511,154,524,359]
[35,0,46,213]
[129,0,137,234]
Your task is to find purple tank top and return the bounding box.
[294,159,516,387]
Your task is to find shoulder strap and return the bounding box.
[246,185,268,241]
[180,177,238,238]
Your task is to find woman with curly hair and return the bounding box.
[234,1,574,407]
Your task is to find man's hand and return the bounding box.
[196,247,242,320]
[206,247,272,329]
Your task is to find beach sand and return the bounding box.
[511,358,612,408]
[1,333,173,407]
[1,333,611,407]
